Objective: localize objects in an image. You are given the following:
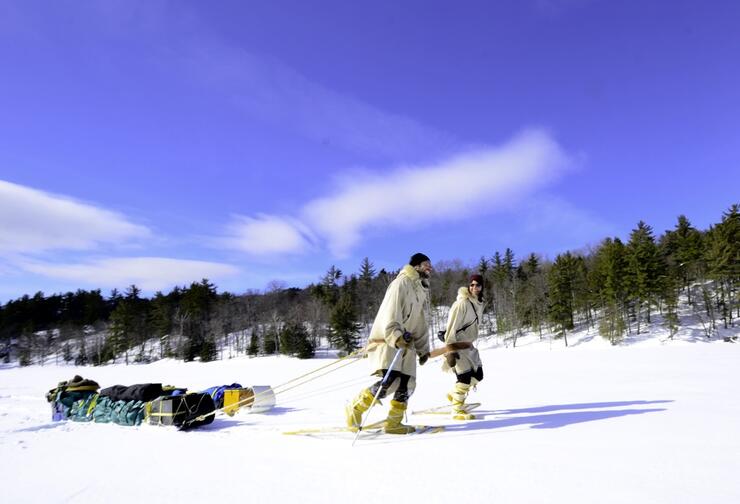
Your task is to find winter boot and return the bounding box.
[384,400,416,434]
[345,388,375,431]
[449,382,476,420]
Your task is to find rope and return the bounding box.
[270,347,366,394]
[199,346,371,418]
[270,356,361,399]
[275,375,370,406]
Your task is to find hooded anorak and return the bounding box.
[442,286,484,374]
[368,265,430,378]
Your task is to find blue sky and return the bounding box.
[1,0,738,302]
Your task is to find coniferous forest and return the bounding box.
[1,206,737,366]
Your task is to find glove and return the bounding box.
[445,352,459,368]
[396,331,412,348]
[418,353,429,366]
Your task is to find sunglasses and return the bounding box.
[469,283,481,288]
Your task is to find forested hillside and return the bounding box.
[1,206,737,365]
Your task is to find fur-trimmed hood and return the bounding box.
[399,264,420,281]
[456,285,479,300]
[456,286,471,301]
[400,264,430,288]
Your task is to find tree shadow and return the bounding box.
[260,406,300,416]
[491,400,673,415]
[11,422,70,433]
[445,399,673,433]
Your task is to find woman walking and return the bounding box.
[441,274,485,420]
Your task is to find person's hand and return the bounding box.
[445,352,459,367]
[396,331,412,348]
[418,353,430,366]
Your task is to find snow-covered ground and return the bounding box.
[1,332,739,503]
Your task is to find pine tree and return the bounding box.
[705,204,739,328]
[262,327,278,354]
[548,252,579,346]
[182,279,218,361]
[329,293,361,354]
[62,341,73,363]
[661,215,704,305]
[247,329,260,356]
[359,257,376,284]
[591,238,629,344]
[279,322,315,359]
[515,253,548,339]
[477,256,489,276]
[503,248,516,281]
[75,336,88,366]
[199,335,218,362]
[662,276,680,339]
[491,251,516,334]
[626,221,665,332]
[107,285,148,365]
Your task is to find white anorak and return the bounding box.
[368,264,430,378]
[442,286,484,374]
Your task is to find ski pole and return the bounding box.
[352,346,404,446]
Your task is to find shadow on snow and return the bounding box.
[445,399,673,432]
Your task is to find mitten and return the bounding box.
[445,352,459,368]
[418,353,430,366]
[396,331,412,348]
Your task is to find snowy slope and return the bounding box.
[1,336,739,504]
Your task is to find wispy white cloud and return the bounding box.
[19,257,240,292]
[182,40,456,161]
[305,129,570,256]
[223,129,573,258]
[0,179,151,254]
[219,214,315,255]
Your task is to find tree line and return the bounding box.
[1,205,737,366]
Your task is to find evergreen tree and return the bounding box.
[182,279,218,361]
[262,327,278,354]
[107,285,148,364]
[329,292,361,354]
[490,250,516,334]
[662,276,680,339]
[199,335,218,362]
[705,204,739,328]
[247,329,260,356]
[107,298,134,364]
[626,221,665,332]
[548,252,580,346]
[359,257,376,284]
[62,341,73,363]
[503,248,516,281]
[18,331,32,366]
[515,253,548,339]
[279,322,315,358]
[477,256,489,276]
[357,257,377,328]
[75,336,88,366]
[591,238,629,344]
[317,265,343,305]
[660,215,704,304]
